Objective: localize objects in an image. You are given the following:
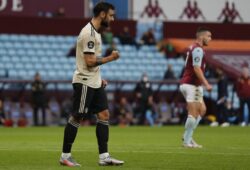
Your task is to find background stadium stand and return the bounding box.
[0,34,171,84]
[1,14,250,126]
[0,33,240,109]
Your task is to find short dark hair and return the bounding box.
[93,2,115,17]
[196,27,211,34]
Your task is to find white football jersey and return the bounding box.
[73,22,102,88]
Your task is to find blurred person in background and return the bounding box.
[145,96,159,126]
[235,66,250,126]
[164,64,176,80]
[114,97,133,126]
[31,72,47,126]
[159,41,176,59]
[179,27,212,148]
[215,69,230,127]
[134,73,153,125]
[140,28,156,45]
[119,26,135,45]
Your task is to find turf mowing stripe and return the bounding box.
[1,148,250,156]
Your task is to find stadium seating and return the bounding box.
[0,34,240,107]
[0,34,175,81]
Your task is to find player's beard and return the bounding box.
[203,39,208,46]
[101,18,109,28]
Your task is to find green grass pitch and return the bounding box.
[0,126,250,170]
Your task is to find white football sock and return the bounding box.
[194,115,202,129]
[183,115,196,144]
[61,153,71,159]
[99,152,109,159]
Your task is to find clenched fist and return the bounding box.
[205,84,212,92]
[111,50,120,61]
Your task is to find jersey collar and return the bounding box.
[90,21,99,33]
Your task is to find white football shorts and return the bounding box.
[179,84,203,103]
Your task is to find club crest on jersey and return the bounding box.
[194,57,200,62]
[88,41,94,49]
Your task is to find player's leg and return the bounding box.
[194,98,206,129]
[183,102,200,147]
[180,84,201,148]
[96,109,109,156]
[190,87,205,148]
[60,83,93,167]
[60,115,81,167]
[190,99,206,148]
[93,87,124,166]
[195,86,205,127]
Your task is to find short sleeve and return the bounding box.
[192,47,203,67]
[83,33,95,54]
